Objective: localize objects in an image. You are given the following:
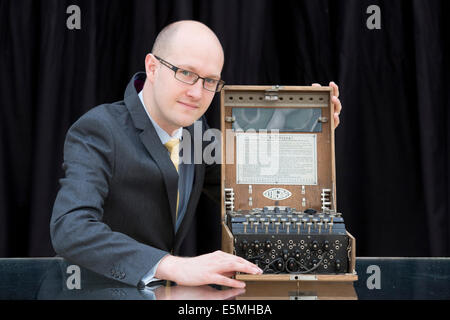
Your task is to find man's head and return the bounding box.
[142,20,224,135]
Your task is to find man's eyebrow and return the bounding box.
[178,64,221,79]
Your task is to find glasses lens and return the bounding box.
[203,78,220,92]
[175,69,198,84]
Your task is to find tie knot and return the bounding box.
[164,138,180,173]
[164,138,180,154]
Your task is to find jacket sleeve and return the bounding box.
[50,110,168,287]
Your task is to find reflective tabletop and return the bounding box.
[0,257,449,300]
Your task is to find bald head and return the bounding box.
[151,20,224,64]
[142,20,225,134]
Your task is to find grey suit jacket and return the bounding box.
[50,72,209,288]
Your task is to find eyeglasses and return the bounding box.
[154,55,225,93]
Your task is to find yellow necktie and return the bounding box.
[164,138,180,221]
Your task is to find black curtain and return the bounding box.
[0,0,448,257]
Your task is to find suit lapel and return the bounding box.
[124,74,179,229]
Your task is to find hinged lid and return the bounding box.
[220,85,336,220]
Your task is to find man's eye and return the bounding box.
[205,78,218,84]
[180,70,193,77]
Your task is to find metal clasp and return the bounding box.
[225,116,235,123]
[264,85,283,101]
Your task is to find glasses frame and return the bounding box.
[153,55,225,93]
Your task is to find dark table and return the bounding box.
[0,257,449,300]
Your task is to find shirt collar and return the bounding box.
[138,91,182,145]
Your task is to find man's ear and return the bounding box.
[145,53,158,83]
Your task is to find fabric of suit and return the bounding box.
[50,72,210,288]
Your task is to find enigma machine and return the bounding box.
[220,85,357,282]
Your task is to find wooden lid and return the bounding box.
[220,85,336,219]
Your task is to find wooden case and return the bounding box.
[220,85,357,282]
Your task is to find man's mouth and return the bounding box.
[178,101,199,109]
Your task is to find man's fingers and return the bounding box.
[313,82,341,129]
[236,258,263,274]
[334,113,340,128]
[332,96,342,114]
[217,251,262,274]
[330,81,339,98]
[221,271,236,278]
[312,81,339,99]
[222,260,262,275]
[214,274,247,289]
[329,84,341,129]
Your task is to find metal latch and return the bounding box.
[225,116,235,123]
[264,85,283,101]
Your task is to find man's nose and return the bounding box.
[186,79,204,100]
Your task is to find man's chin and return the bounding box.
[176,116,202,128]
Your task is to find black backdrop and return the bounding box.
[0,0,449,258]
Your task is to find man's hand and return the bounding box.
[155,250,263,288]
[312,81,342,128]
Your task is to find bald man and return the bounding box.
[50,20,342,290]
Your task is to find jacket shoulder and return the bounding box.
[76,100,126,123]
[68,100,128,133]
